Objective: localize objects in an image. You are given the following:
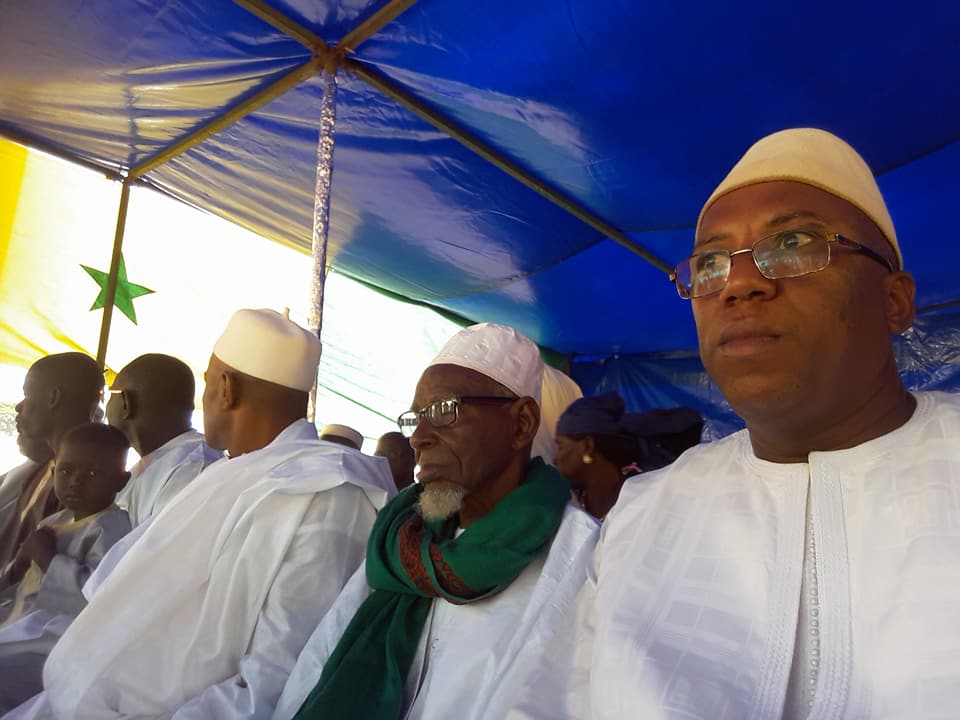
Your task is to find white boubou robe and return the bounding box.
[9,419,394,720]
[510,391,960,720]
[271,504,599,720]
[115,429,223,527]
[0,461,44,539]
[0,505,131,711]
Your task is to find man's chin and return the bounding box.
[417,481,467,521]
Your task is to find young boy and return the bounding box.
[0,422,132,712]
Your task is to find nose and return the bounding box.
[58,469,80,491]
[719,249,777,303]
[15,399,23,413]
[408,417,435,451]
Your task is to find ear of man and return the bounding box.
[221,371,240,411]
[121,390,136,421]
[510,397,541,450]
[884,270,916,334]
[47,386,61,409]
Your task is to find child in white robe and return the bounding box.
[0,423,132,712]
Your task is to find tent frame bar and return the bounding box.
[13,0,674,372]
[131,55,327,178]
[0,126,124,182]
[346,60,673,274]
[339,0,420,53]
[232,0,327,50]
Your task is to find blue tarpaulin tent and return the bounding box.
[1,0,958,431]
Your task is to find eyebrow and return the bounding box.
[695,210,827,249]
[766,210,826,228]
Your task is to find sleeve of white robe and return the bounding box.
[505,548,599,719]
[269,561,373,720]
[168,483,377,720]
[140,460,201,524]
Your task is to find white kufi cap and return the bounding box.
[698,128,902,269]
[428,323,544,404]
[212,309,321,392]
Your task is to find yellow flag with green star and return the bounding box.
[0,139,121,368]
[0,136,318,383]
[0,136,464,470]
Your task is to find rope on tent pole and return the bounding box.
[306,68,338,422]
[95,176,132,373]
[345,60,674,276]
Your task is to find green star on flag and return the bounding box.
[81,254,155,325]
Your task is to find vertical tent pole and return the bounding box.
[306,67,338,421]
[95,176,131,373]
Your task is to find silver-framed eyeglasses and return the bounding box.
[397,395,517,438]
[670,228,894,300]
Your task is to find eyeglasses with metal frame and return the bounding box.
[397,395,517,438]
[670,228,894,300]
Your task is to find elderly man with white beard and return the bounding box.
[270,322,598,720]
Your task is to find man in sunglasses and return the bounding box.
[271,322,598,720]
[106,353,222,527]
[12,309,395,720]
[513,129,960,719]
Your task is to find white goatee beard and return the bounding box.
[417,483,467,521]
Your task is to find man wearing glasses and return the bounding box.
[513,129,960,719]
[271,322,598,720]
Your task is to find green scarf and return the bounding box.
[292,458,570,720]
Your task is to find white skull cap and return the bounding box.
[427,323,544,404]
[212,309,321,392]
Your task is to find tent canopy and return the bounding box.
[1,0,958,361]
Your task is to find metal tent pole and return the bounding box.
[94,177,132,372]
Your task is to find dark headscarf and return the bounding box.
[557,392,704,472]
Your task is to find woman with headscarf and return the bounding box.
[554,392,703,519]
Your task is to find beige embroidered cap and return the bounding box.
[213,308,321,392]
[697,128,902,269]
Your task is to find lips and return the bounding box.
[715,321,782,359]
[416,463,443,484]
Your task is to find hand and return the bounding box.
[18,527,57,571]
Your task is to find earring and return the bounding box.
[582,453,593,465]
